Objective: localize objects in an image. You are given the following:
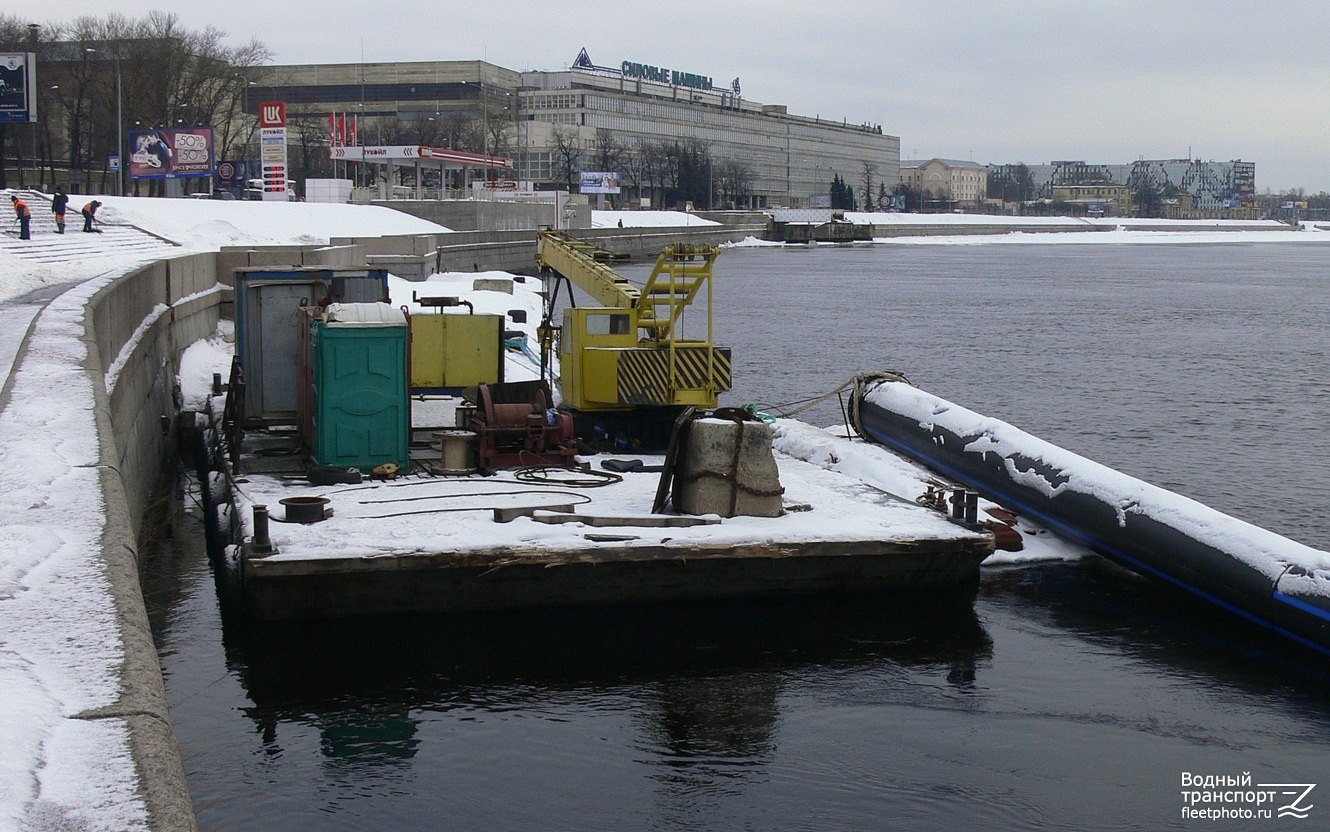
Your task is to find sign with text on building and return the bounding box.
[258,101,288,200]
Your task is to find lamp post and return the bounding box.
[233,74,258,189]
[87,46,123,196]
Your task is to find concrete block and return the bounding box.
[473,277,514,294]
[676,418,784,518]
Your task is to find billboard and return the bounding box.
[580,171,620,194]
[128,128,215,179]
[0,53,36,124]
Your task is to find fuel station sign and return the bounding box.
[258,101,288,200]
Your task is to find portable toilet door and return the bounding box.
[311,302,411,472]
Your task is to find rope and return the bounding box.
[846,370,913,439]
[742,370,913,434]
[513,465,623,488]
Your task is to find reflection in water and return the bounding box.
[224,589,991,775]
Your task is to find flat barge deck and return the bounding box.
[226,428,994,620]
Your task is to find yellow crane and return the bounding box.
[536,230,732,433]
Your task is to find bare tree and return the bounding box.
[859,160,880,212]
[549,125,583,192]
[6,12,270,193]
[714,159,754,209]
[591,131,623,175]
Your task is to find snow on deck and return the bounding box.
[231,448,987,567]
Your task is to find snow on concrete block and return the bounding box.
[472,277,514,294]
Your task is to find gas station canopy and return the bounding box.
[330,145,514,196]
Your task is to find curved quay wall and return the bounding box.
[68,251,223,832]
[77,224,756,829]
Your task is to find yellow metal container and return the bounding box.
[410,313,505,391]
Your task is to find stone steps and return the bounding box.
[2,189,181,265]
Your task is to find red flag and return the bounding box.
[336,115,346,147]
[347,115,357,148]
[328,113,336,147]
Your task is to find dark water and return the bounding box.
[147,242,1330,831]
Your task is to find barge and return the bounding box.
[199,258,995,621]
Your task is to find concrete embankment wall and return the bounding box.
[85,251,226,832]
[329,225,769,277]
[372,198,592,232]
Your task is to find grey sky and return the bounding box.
[26,0,1330,192]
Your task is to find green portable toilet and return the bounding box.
[310,302,411,472]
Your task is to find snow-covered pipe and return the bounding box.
[852,380,1330,657]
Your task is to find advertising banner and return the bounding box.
[0,53,37,124]
[128,128,215,179]
[580,171,621,194]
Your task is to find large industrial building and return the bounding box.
[249,50,900,209]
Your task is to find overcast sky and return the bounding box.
[24,1,1330,193]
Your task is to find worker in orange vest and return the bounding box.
[81,200,102,233]
[10,194,31,240]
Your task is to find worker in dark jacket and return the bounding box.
[51,187,69,234]
[81,200,102,233]
[11,194,31,240]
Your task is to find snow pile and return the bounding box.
[591,210,719,228]
[96,195,452,245]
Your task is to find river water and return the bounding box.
[145,240,1330,831]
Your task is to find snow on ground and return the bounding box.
[0,262,154,831]
[591,209,719,228]
[94,194,453,247]
[0,189,452,304]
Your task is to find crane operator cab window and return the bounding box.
[586,312,632,336]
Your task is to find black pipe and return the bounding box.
[852,380,1330,657]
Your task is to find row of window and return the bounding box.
[526,93,580,110]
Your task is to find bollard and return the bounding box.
[964,491,979,524]
[252,504,274,554]
[950,488,966,519]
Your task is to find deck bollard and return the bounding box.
[964,491,979,524]
[252,504,274,554]
[950,488,966,519]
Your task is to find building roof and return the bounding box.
[900,158,987,170]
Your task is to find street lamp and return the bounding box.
[86,46,123,196]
